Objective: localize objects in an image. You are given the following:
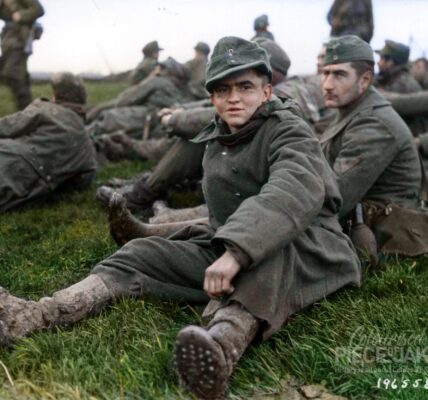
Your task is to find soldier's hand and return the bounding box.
[12,12,21,22]
[204,251,241,299]
[414,137,421,149]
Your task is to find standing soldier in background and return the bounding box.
[327,0,373,43]
[0,0,44,110]
[129,40,163,85]
[251,14,274,41]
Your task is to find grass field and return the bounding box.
[0,81,427,399]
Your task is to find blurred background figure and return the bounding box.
[0,0,44,110]
[252,14,274,41]
[129,40,163,85]
[327,0,373,43]
[375,39,421,93]
[411,57,428,89]
[184,41,210,100]
[0,72,97,212]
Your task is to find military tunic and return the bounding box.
[321,86,421,218]
[0,99,97,212]
[0,0,44,109]
[93,96,361,339]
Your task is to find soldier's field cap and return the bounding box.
[254,14,269,30]
[205,36,272,92]
[195,41,211,56]
[51,72,87,104]
[324,35,374,65]
[375,40,410,65]
[142,40,163,56]
[254,37,291,76]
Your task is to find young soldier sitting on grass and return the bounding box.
[0,37,361,399]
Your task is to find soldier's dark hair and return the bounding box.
[415,58,428,67]
[51,73,87,105]
[350,61,375,77]
[254,69,271,85]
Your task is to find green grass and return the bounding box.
[0,81,427,399]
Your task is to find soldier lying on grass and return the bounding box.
[0,73,96,213]
[0,37,361,399]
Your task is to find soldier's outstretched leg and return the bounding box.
[0,274,112,345]
[109,193,208,245]
[175,303,259,399]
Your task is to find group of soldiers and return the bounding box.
[1,1,428,399]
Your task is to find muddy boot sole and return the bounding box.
[175,326,229,400]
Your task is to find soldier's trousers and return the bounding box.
[92,233,216,304]
[0,50,31,110]
[91,222,361,340]
[146,138,205,194]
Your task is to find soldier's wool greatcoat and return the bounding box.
[93,96,361,339]
[321,86,428,256]
[0,99,97,212]
[321,86,421,217]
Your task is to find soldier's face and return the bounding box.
[210,70,272,133]
[411,60,427,83]
[322,62,370,109]
[377,56,395,73]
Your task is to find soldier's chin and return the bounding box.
[324,98,337,108]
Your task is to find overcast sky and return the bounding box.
[16,0,428,76]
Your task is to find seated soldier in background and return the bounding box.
[87,57,193,132]
[0,73,97,213]
[129,40,163,85]
[411,57,428,90]
[185,41,211,100]
[320,35,428,257]
[0,36,361,400]
[374,40,422,93]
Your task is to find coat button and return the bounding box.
[232,167,238,173]
[221,151,227,156]
[234,192,241,197]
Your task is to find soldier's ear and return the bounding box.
[262,83,273,101]
[359,71,372,92]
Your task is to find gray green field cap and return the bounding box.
[324,35,374,65]
[205,36,272,92]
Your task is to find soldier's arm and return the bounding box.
[115,77,158,107]
[331,116,397,217]
[0,107,40,138]
[416,132,428,157]
[17,0,44,22]
[383,90,428,117]
[167,107,216,140]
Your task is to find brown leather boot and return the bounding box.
[175,303,259,399]
[109,192,149,245]
[109,193,209,245]
[0,274,112,346]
